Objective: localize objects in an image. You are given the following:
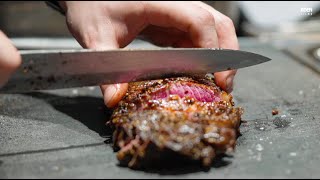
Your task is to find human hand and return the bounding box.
[59,1,238,108]
[0,31,21,88]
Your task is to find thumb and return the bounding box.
[101,83,128,108]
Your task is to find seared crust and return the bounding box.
[109,75,243,168]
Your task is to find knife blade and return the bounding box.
[0,48,271,93]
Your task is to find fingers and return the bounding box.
[143,1,219,48]
[100,83,128,108]
[140,25,194,48]
[62,2,137,108]
[191,2,239,93]
[214,70,237,93]
[63,1,147,49]
[65,12,123,108]
[144,1,238,92]
[191,2,239,49]
[62,1,239,109]
[213,70,237,93]
[0,31,21,87]
[211,8,238,93]
[65,9,119,49]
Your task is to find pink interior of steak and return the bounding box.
[152,83,221,102]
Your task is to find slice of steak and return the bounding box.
[109,75,243,169]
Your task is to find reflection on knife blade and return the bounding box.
[0,48,271,93]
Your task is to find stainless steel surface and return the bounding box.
[0,48,270,93]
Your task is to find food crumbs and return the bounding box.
[272,109,279,115]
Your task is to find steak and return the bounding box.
[109,75,243,168]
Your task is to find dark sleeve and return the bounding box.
[45,1,65,15]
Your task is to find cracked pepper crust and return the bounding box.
[109,75,243,168]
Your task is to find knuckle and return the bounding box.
[81,30,100,49]
[225,17,235,28]
[197,10,215,26]
[221,16,235,30]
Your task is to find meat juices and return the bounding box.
[109,75,243,168]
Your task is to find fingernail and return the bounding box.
[104,85,118,106]
[226,74,235,93]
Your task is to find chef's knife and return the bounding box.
[0,48,271,93]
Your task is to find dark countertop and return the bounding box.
[1,38,320,178]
